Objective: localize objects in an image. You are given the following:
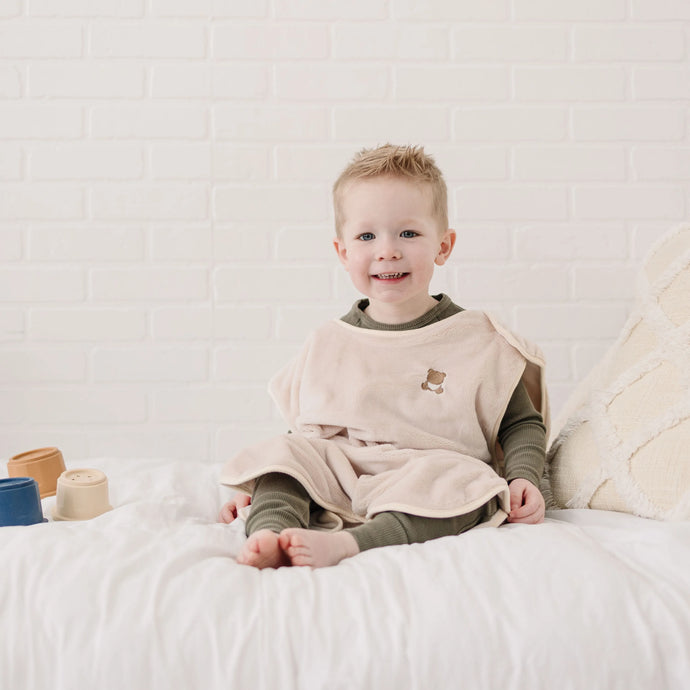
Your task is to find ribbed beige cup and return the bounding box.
[7,447,66,499]
[52,469,113,521]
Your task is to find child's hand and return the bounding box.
[218,493,251,524]
[507,478,545,525]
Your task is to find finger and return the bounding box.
[236,493,251,509]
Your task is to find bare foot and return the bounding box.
[237,529,290,569]
[279,529,360,568]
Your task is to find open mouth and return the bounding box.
[373,272,408,280]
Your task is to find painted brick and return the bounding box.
[574,186,685,220]
[90,184,208,220]
[515,304,630,340]
[456,266,569,302]
[214,344,295,381]
[0,350,86,382]
[574,266,638,300]
[29,309,147,341]
[0,144,22,180]
[0,185,84,220]
[275,306,343,342]
[573,26,686,61]
[213,145,270,181]
[452,26,567,61]
[213,306,273,340]
[29,63,145,98]
[0,22,82,57]
[91,268,208,302]
[151,226,213,261]
[29,143,144,180]
[514,0,626,21]
[29,0,144,16]
[213,225,272,261]
[212,23,329,60]
[1,267,86,304]
[0,65,21,98]
[453,226,512,260]
[275,226,336,261]
[0,105,83,139]
[214,106,328,141]
[153,386,270,422]
[632,148,690,180]
[334,23,449,61]
[214,266,333,303]
[396,67,509,101]
[151,143,211,180]
[393,0,509,20]
[89,23,206,58]
[0,389,148,424]
[0,227,22,260]
[275,145,353,182]
[632,0,690,19]
[274,0,388,20]
[633,68,690,100]
[90,105,207,139]
[514,225,629,261]
[333,107,450,142]
[86,428,210,462]
[214,186,328,222]
[513,146,626,181]
[276,64,389,101]
[573,107,686,142]
[29,227,145,261]
[0,310,25,341]
[455,187,569,220]
[514,67,626,101]
[453,108,567,141]
[93,347,208,382]
[152,0,268,18]
[153,307,213,341]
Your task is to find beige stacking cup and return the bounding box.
[52,469,113,521]
[8,447,66,499]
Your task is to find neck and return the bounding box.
[364,294,439,325]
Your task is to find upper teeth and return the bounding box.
[378,273,404,279]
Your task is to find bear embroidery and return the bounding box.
[422,369,446,395]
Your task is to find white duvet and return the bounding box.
[2,458,689,690]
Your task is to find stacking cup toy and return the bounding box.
[0,477,47,526]
[52,469,112,521]
[8,447,66,499]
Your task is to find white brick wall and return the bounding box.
[1,1,688,463]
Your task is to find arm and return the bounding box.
[498,381,547,524]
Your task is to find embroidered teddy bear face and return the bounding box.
[422,368,446,394]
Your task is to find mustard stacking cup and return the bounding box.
[7,447,66,499]
[52,469,113,521]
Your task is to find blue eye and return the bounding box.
[401,230,418,238]
[358,233,375,241]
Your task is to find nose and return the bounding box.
[376,236,402,261]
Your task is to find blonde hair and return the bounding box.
[332,144,448,236]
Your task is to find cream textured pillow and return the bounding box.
[545,223,690,520]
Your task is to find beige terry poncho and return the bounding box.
[220,311,548,527]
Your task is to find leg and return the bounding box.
[278,500,497,569]
[237,473,311,569]
[345,497,498,552]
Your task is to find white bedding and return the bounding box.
[2,458,689,690]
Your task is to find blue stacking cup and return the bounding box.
[0,477,47,526]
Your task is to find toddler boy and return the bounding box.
[219,144,548,569]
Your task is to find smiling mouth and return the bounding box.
[374,272,408,280]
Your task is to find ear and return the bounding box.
[434,228,457,266]
[333,236,349,270]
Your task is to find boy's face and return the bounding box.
[333,176,456,323]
